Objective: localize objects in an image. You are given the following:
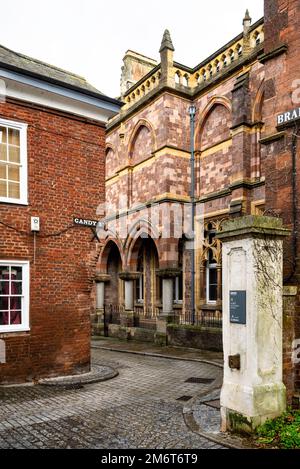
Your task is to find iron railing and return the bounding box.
[179,309,222,329]
[104,304,124,325]
[134,306,160,330]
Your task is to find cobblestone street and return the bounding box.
[0,347,225,449]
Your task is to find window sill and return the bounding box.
[199,303,222,311]
[0,200,28,206]
[0,327,30,335]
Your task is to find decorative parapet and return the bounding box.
[115,19,264,117]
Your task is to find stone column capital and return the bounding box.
[156,268,181,279]
[95,274,111,283]
[119,271,141,281]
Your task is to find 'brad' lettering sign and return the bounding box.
[277,107,300,126]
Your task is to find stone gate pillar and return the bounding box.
[217,216,290,433]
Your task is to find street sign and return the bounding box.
[73,218,105,242]
[230,291,246,325]
[73,218,104,229]
[277,107,300,126]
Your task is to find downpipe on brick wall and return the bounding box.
[284,125,298,283]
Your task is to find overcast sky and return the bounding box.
[0,0,264,98]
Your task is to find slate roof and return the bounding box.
[0,43,106,98]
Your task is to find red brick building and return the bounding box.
[0,45,121,383]
[95,1,300,403]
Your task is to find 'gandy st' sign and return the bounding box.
[277,107,300,126]
[73,218,104,228]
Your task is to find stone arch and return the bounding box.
[252,79,265,123]
[97,238,124,273]
[125,219,161,270]
[128,119,156,165]
[105,144,117,178]
[195,97,232,151]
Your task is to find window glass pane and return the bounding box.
[178,274,183,301]
[14,267,22,281]
[8,165,20,182]
[0,143,7,161]
[209,284,217,301]
[0,266,10,280]
[209,268,217,285]
[8,182,20,199]
[8,128,20,146]
[11,282,22,295]
[0,311,9,325]
[0,127,7,144]
[10,297,21,310]
[0,297,9,310]
[10,311,21,325]
[0,180,7,197]
[0,163,6,179]
[0,281,9,295]
[8,145,20,163]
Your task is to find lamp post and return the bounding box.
[188,104,196,325]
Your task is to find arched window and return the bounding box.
[237,44,243,57]
[136,248,144,303]
[173,240,183,304]
[229,49,235,63]
[175,71,181,84]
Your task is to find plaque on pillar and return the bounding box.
[230,291,246,324]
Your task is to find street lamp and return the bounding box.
[188,104,196,325]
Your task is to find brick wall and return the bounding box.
[0,99,105,384]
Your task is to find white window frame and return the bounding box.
[0,260,30,333]
[206,261,217,304]
[136,274,144,304]
[173,276,183,304]
[0,118,28,205]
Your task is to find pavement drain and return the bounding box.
[185,377,215,384]
[176,396,193,402]
[202,399,221,409]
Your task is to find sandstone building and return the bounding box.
[95,0,300,405]
[0,45,121,383]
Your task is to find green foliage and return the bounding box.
[255,410,300,449]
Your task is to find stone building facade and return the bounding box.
[95,0,300,403]
[0,44,121,383]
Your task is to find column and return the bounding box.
[162,278,173,314]
[217,215,290,434]
[94,274,110,332]
[124,280,134,311]
[119,272,140,327]
[96,282,105,311]
[156,268,181,344]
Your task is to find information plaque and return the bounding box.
[230,291,246,325]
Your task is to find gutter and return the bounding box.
[0,61,123,108]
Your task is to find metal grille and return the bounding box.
[179,310,222,329]
[104,304,124,325]
[134,306,160,330]
[185,377,215,384]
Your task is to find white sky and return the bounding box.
[0,0,264,98]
